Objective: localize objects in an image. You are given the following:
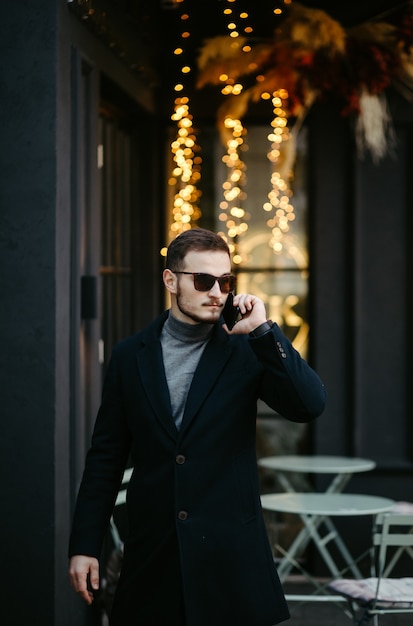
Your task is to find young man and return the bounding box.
[69,228,326,626]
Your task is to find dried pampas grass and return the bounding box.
[356,90,395,162]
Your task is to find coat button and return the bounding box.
[178,510,188,521]
[176,454,186,465]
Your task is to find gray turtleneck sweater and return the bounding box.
[160,313,213,430]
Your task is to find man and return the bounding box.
[69,228,326,625]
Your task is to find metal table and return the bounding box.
[261,492,394,603]
[258,455,376,494]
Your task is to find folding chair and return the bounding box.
[100,467,133,623]
[109,466,133,551]
[328,513,413,625]
[383,501,413,576]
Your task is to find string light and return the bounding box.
[217,0,294,259]
[217,0,254,263]
[165,0,296,256]
[264,89,295,255]
[218,116,249,264]
[166,0,202,247]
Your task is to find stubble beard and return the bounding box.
[176,290,222,325]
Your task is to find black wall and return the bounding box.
[309,94,413,565]
[0,1,161,624]
[0,1,73,624]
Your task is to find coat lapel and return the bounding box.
[180,325,233,433]
[135,313,178,441]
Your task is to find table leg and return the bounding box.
[325,472,352,493]
[299,514,343,578]
[275,472,297,493]
[303,514,363,579]
[274,511,362,581]
[275,518,313,580]
[322,515,362,578]
[275,471,353,494]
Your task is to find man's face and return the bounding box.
[170,250,232,325]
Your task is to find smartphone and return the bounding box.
[222,292,240,330]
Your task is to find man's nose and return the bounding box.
[208,279,222,297]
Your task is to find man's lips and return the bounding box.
[203,302,223,308]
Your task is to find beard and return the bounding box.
[175,288,223,324]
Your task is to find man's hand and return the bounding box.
[223,293,267,335]
[69,555,99,605]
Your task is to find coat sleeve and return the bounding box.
[249,322,326,422]
[68,349,131,559]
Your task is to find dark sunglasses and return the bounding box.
[173,271,236,293]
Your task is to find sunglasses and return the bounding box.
[173,271,236,293]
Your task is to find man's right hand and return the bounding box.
[69,555,100,605]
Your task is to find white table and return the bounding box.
[261,492,395,603]
[258,455,376,494]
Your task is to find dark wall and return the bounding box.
[309,93,413,566]
[0,1,162,625]
[311,93,413,473]
[0,1,71,624]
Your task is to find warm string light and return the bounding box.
[263,89,295,254]
[218,1,294,258]
[274,0,292,15]
[260,2,295,255]
[218,117,248,265]
[217,0,254,263]
[166,1,202,245]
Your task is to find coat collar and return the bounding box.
[135,312,233,440]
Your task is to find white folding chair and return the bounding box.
[109,466,133,551]
[101,467,133,624]
[382,502,413,576]
[328,513,413,625]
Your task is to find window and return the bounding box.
[216,126,309,358]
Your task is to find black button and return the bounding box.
[176,454,186,465]
[178,510,188,521]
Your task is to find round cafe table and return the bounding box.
[258,455,376,493]
[261,492,395,584]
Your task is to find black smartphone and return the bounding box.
[222,292,240,330]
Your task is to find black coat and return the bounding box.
[69,312,326,626]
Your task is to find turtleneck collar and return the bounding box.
[164,311,214,343]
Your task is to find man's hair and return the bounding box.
[166,228,230,270]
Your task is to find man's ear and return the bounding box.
[163,268,178,295]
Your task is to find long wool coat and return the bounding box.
[69,311,326,626]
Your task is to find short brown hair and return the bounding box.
[166,228,230,270]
